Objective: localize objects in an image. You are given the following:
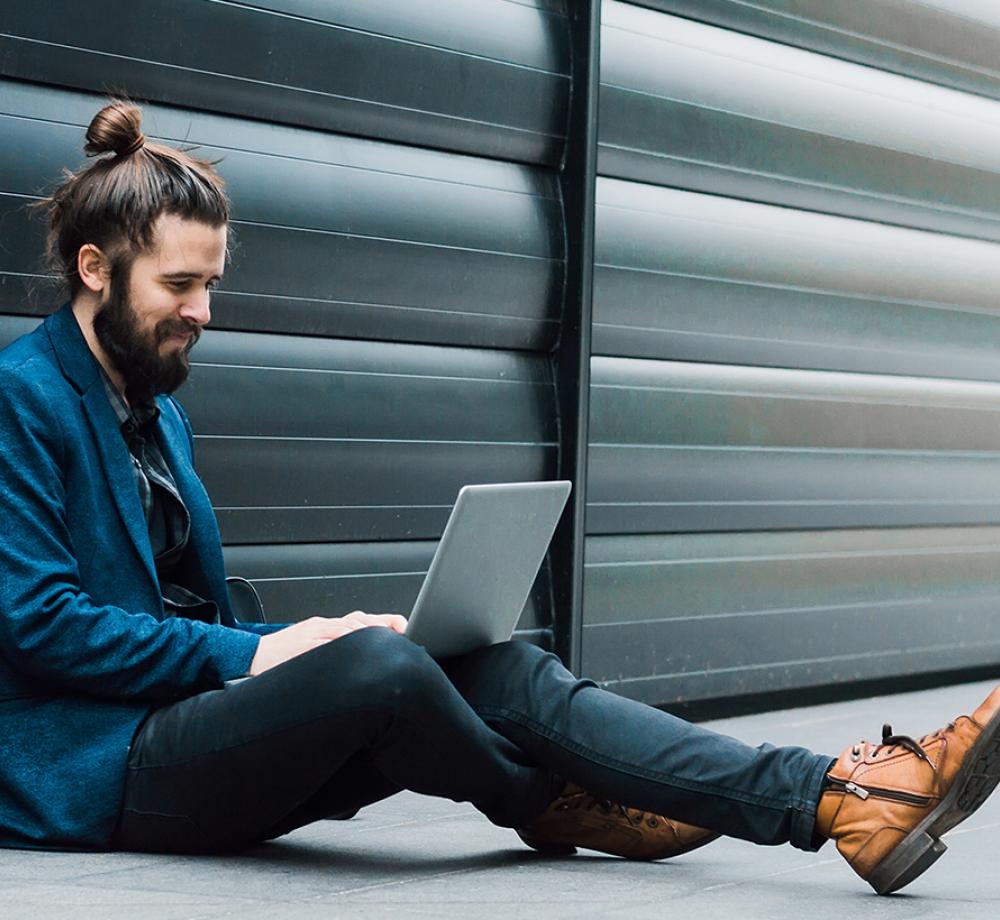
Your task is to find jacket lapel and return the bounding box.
[45,305,160,593]
[81,388,160,590]
[154,404,233,618]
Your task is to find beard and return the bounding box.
[93,264,201,402]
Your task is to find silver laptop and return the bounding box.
[405,481,571,659]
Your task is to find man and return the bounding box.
[1,100,998,896]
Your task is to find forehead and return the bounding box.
[138,213,227,275]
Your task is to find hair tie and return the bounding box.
[119,133,146,157]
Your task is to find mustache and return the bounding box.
[155,317,202,348]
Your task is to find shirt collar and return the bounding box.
[99,370,159,432]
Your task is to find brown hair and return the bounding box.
[36,100,230,297]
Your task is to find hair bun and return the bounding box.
[84,101,146,158]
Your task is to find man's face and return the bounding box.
[93,213,227,400]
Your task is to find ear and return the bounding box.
[77,244,111,295]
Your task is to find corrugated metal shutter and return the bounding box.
[4,0,1000,709]
[587,1,1000,704]
[0,1,568,642]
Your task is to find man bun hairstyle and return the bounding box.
[36,100,230,297]
[84,102,147,158]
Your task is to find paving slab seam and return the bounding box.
[692,856,843,895]
[347,809,477,835]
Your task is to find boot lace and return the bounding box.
[851,722,957,768]
[557,789,659,828]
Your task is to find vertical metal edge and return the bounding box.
[551,0,600,674]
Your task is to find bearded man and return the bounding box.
[1,101,998,897]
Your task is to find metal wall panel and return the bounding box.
[7,0,1000,707]
[584,528,1000,705]
[585,2,1000,704]
[600,1,1000,239]
[0,315,38,347]
[626,1,1000,102]
[589,355,1000,534]
[186,332,556,544]
[224,542,552,637]
[0,2,567,632]
[0,82,564,350]
[594,179,1000,379]
[0,0,570,165]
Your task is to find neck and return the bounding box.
[71,295,126,397]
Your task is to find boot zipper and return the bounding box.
[827,777,931,807]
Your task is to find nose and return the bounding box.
[180,288,212,327]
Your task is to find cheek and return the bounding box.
[138,309,171,339]
[133,293,179,332]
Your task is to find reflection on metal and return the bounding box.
[585,528,1000,704]
[0,0,570,164]
[594,181,1000,379]
[623,0,1000,102]
[600,2,1000,239]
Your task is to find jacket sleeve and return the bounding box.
[0,365,260,701]
[233,622,289,636]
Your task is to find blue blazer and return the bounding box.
[0,304,280,848]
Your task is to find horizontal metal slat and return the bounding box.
[186,331,557,544]
[224,540,552,634]
[0,202,563,351]
[187,370,553,444]
[228,0,570,73]
[205,439,556,544]
[583,528,1000,703]
[0,82,564,348]
[599,3,1000,239]
[626,0,1000,103]
[594,180,1000,380]
[1,85,564,256]
[589,356,1000,534]
[0,0,570,164]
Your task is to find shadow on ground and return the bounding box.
[4,679,1000,919]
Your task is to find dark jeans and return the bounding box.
[112,630,833,854]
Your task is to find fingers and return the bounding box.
[342,611,387,630]
[359,612,408,633]
[295,615,364,639]
[294,613,408,639]
[251,611,408,677]
[343,611,407,631]
[383,614,408,633]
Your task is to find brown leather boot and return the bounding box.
[517,783,719,860]
[816,684,1000,895]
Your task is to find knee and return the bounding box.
[469,638,558,674]
[448,639,566,691]
[339,627,443,703]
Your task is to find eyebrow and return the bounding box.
[159,271,223,282]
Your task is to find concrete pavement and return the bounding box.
[4,678,999,919]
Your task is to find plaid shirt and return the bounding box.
[100,373,191,578]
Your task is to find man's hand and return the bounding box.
[248,612,407,676]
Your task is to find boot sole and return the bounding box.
[517,828,722,860]
[655,829,722,860]
[867,708,1000,895]
[517,831,577,856]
